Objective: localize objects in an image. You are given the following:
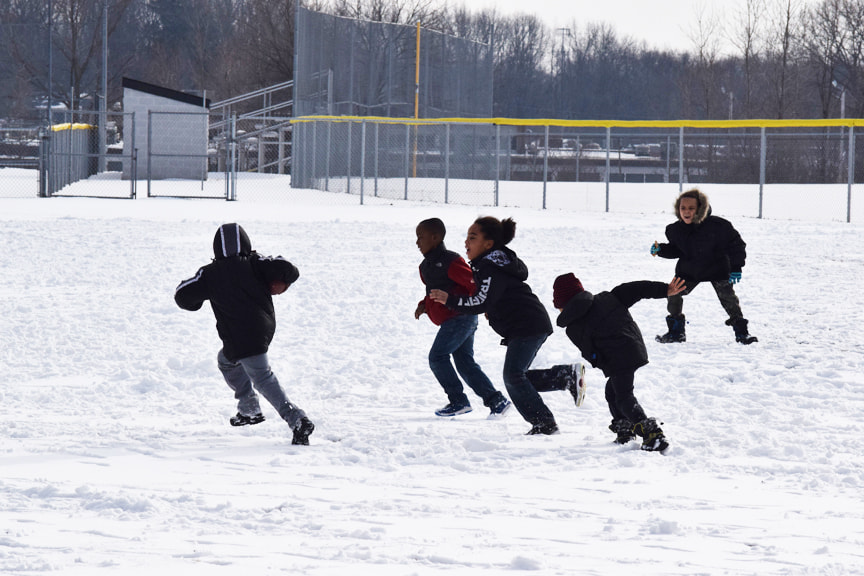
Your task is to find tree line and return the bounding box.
[0,0,861,124]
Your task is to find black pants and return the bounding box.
[668,279,743,321]
[604,370,647,424]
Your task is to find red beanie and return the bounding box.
[553,273,584,309]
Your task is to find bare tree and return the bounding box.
[685,3,724,118]
[729,0,766,117]
[763,0,804,118]
[801,0,845,118]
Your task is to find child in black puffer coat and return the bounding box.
[174,223,314,445]
[651,188,758,345]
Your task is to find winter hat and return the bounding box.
[553,273,584,309]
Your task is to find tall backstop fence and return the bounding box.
[291,116,863,222]
[294,7,493,119]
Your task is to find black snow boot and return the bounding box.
[292,417,315,445]
[656,315,686,343]
[728,318,758,345]
[609,418,635,444]
[633,417,669,452]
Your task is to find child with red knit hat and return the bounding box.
[527,273,686,452]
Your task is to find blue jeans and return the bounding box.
[217,350,306,429]
[502,334,556,426]
[429,314,500,407]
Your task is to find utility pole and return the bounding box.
[555,28,570,117]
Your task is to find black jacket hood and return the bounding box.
[477,246,529,281]
[556,290,594,327]
[213,223,252,259]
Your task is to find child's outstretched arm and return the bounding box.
[611,280,673,308]
[668,276,686,296]
[651,240,683,260]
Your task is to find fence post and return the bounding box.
[759,127,766,219]
[848,126,855,223]
[543,125,549,210]
[374,122,379,197]
[229,115,237,201]
[575,135,580,182]
[325,121,331,192]
[38,128,50,197]
[347,120,352,197]
[404,124,410,201]
[605,126,611,212]
[495,124,500,207]
[147,111,152,198]
[360,119,366,205]
[444,123,450,204]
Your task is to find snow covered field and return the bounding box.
[2,172,864,575]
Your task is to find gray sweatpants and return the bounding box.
[667,279,743,321]
[217,349,306,429]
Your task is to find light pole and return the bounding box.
[555,28,570,117]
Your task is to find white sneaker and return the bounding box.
[568,363,586,407]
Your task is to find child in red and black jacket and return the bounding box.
[430,216,562,436]
[415,218,511,418]
[174,223,314,445]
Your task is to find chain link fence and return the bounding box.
[290,117,862,221]
[294,7,493,119]
[292,117,496,205]
[0,126,40,198]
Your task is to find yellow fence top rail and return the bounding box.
[51,123,95,131]
[292,115,864,129]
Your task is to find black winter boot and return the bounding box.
[656,315,686,343]
[728,318,758,345]
[633,417,669,452]
[608,418,635,444]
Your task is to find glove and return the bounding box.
[729,272,742,284]
[650,242,660,256]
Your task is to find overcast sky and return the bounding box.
[466,0,753,55]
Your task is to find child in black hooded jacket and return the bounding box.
[528,273,685,452]
[174,223,314,445]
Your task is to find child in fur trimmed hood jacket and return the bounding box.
[651,188,758,345]
[533,273,686,452]
[174,223,315,445]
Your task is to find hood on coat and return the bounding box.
[480,247,528,281]
[674,189,711,225]
[556,290,594,327]
[213,223,252,259]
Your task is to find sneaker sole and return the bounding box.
[572,363,586,407]
[435,406,473,417]
[230,413,265,427]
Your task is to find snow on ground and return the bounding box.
[2,173,864,575]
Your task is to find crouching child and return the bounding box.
[531,273,686,452]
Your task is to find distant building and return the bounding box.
[122,77,210,180]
